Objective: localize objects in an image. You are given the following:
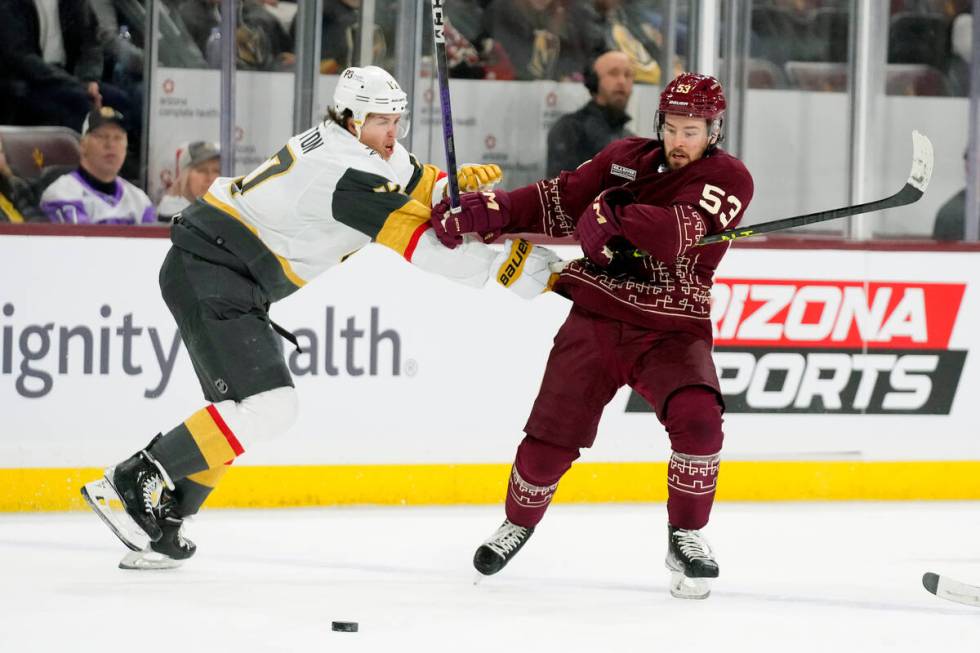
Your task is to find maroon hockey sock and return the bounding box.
[663,386,724,530]
[504,435,580,528]
[666,451,721,529]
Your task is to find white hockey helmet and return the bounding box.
[333,66,410,139]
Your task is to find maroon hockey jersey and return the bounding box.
[505,137,754,335]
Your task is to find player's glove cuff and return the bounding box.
[430,190,512,249]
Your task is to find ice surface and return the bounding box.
[1,502,978,652]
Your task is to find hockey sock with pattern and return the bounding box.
[148,404,244,482]
[663,386,723,530]
[147,386,298,483]
[173,463,232,516]
[504,435,579,527]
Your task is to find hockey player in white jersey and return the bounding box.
[81,65,560,569]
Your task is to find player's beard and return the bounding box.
[667,148,690,170]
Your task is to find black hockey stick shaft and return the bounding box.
[698,130,934,245]
[430,0,461,211]
[699,184,922,245]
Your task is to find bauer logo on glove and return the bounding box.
[497,238,532,287]
[492,239,562,299]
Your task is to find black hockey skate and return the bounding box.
[82,444,175,549]
[665,525,719,599]
[119,513,196,570]
[473,519,534,576]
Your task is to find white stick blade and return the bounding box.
[924,572,980,607]
[908,130,934,193]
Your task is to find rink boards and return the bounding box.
[1,232,979,510]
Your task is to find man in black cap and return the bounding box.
[39,106,155,225]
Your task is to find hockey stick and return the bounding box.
[430,0,462,213]
[922,572,980,608]
[697,130,934,245]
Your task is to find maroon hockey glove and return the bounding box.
[430,190,512,249]
[574,187,634,266]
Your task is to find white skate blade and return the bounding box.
[119,549,184,570]
[669,571,711,600]
[80,475,149,552]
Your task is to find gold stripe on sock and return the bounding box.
[185,464,231,489]
[185,408,237,469]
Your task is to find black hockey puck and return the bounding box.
[331,621,358,632]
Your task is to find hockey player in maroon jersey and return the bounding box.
[431,72,754,599]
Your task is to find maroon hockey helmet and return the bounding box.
[656,72,727,143]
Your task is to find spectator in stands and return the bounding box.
[0,0,128,131]
[90,0,208,69]
[448,0,490,48]
[933,151,968,241]
[91,0,145,83]
[90,0,156,182]
[546,50,634,177]
[0,137,44,223]
[157,141,220,221]
[947,9,972,96]
[40,107,156,225]
[484,0,602,81]
[180,0,294,70]
[591,0,662,84]
[179,0,221,56]
[421,1,514,80]
[239,0,295,70]
[158,0,210,67]
[262,0,297,33]
[442,18,490,79]
[292,0,383,74]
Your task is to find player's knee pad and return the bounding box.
[515,434,581,483]
[212,386,299,448]
[664,385,723,455]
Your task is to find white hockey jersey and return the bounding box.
[40,171,156,225]
[177,120,496,302]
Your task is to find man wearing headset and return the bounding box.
[431,73,754,600]
[546,50,635,178]
[81,65,560,570]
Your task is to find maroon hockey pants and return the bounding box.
[505,386,723,530]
